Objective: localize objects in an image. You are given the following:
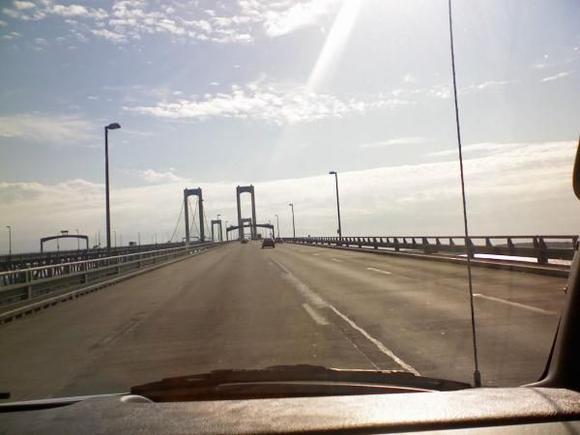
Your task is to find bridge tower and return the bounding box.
[211,219,223,242]
[183,187,205,244]
[236,185,257,240]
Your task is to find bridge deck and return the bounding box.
[0,242,566,401]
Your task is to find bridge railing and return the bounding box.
[283,235,578,265]
[0,242,217,308]
[0,241,190,273]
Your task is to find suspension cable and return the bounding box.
[169,201,184,243]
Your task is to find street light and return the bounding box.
[217,214,222,241]
[275,214,280,239]
[105,122,121,252]
[329,171,342,240]
[288,203,296,239]
[5,225,11,257]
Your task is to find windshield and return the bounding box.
[0,0,579,401]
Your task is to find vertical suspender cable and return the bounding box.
[448,0,482,387]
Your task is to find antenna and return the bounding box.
[447,0,482,387]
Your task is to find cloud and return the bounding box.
[256,0,340,37]
[2,140,578,253]
[2,0,339,45]
[0,114,96,145]
[429,142,515,158]
[3,2,106,22]
[139,169,185,184]
[541,71,571,82]
[13,1,35,10]
[393,79,514,102]
[359,137,425,149]
[1,31,20,40]
[91,28,126,42]
[124,81,411,124]
[462,80,515,92]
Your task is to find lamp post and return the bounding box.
[329,171,342,240]
[288,203,296,239]
[217,214,222,242]
[6,225,11,257]
[275,214,280,239]
[104,122,121,252]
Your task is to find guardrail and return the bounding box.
[284,235,578,265]
[0,242,217,308]
[0,241,192,272]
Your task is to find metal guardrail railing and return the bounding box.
[284,235,578,265]
[0,242,217,307]
[0,241,191,272]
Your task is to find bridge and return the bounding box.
[0,182,576,401]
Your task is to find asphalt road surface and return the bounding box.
[0,242,567,400]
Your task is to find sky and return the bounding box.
[0,0,579,253]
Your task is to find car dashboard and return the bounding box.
[1,387,579,434]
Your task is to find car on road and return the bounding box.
[240,238,249,244]
[261,238,275,248]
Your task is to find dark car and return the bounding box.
[241,238,249,244]
[261,238,275,248]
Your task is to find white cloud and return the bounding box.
[1,31,20,40]
[13,1,35,10]
[359,137,425,149]
[0,114,96,145]
[91,28,126,42]
[124,81,411,124]
[2,140,578,253]
[257,0,340,37]
[139,169,185,184]
[430,142,520,158]
[3,2,105,21]
[541,71,571,82]
[462,80,514,92]
[50,4,107,19]
[2,0,339,44]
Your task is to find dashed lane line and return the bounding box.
[271,258,420,375]
[473,293,556,316]
[366,267,392,276]
[302,303,329,325]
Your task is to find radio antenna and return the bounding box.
[447,0,482,387]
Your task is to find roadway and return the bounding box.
[0,241,567,400]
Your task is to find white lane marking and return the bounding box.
[473,293,556,316]
[271,259,419,375]
[331,258,342,262]
[366,267,392,275]
[273,260,327,308]
[313,253,320,256]
[329,306,420,376]
[303,303,329,325]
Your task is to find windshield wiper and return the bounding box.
[130,364,471,402]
